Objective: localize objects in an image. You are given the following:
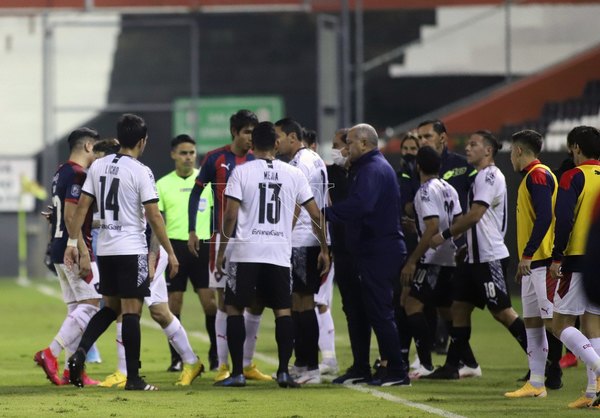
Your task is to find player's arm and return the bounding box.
[304,198,331,276]
[430,203,487,249]
[216,196,239,275]
[146,202,179,278]
[401,217,439,285]
[147,231,160,282]
[188,161,213,256]
[64,200,92,279]
[64,193,94,270]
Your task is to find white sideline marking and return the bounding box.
[19,278,465,416]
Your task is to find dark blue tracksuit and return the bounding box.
[325,149,407,376]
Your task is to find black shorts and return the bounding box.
[453,258,511,311]
[291,246,322,295]
[97,254,150,299]
[166,239,209,292]
[224,262,292,310]
[409,264,455,308]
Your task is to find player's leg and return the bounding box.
[97,315,127,388]
[194,240,218,370]
[242,304,271,381]
[210,234,231,380]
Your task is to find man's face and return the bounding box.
[401,138,419,156]
[275,126,292,156]
[233,124,254,153]
[465,134,488,166]
[417,124,445,155]
[346,129,365,162]
[171,142,196,172]
[332,132,348,155]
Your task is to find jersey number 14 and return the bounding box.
[99,176,120,221]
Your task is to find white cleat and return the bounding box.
[459,364,482,378]
[294,369,322,385]
[319,361,339,376]
[409,355,421,370]
[408,365,434,379]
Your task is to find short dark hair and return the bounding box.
[416,145,441,175]
[68,127,99,151]
[230,109,259,136]
[511,129,543,155]
[117,114,147,149]
[274,117,303,140]
[474,130,502,156]
[252,121,277,151]
[568,125,600,159]
[417,119,447,135]
[302,128,317,147]
[171,134,195,150]
[93,138,120,155]
[336,128,349,144]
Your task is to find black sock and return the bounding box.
[168,314,182,363]
[459,327,477,367]
[395,307,412,369]
[275,316,294,375]
[299,309,320,370]
[78,307,117,353]
[292,311,305,367]
[122,313,142,380]
[546,329,562,369]
[406,313,432,369]
[508,317,528,353]
[206,314,217,360]
[447,327,476,368]
[227,315,245,377]
[424,305,437,347]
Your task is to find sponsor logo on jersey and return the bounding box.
[220,163,231,171]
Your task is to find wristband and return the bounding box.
[66,238,78,248]
[441,229,452,240]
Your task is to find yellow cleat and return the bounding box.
[568,393,593,408]
[243,363,272,381]
[214,364,230,382]
[98,371,127,388]
[504,382,547,398]
[175,360,204,386]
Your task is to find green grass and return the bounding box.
[0,277,595,417]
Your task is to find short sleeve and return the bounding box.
[224,166,243,202]
[416,185,440,219]
[82,164,95,198]
[452,187,463,216]
[65,169,86,203]
[140,166,159,204]
[296,172,314,205]
[471,168,498,207]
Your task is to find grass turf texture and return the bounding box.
[0,277,596,417]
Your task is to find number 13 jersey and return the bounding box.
[83,153,159,256]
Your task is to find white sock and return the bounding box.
[51,303,98,358]
[560,327,600,374]
[116,322,126,375]
[316,307,336,362]
[586,338,600,395]
[50,304,77,357]
[525,327,547,387]
[243,312,261,368]
[216,309,229,367]
[163,316,197,365]
[64,304,99,355]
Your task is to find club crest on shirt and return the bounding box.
[420,186,430,202]
[485,170,496,185]
[71,184,81,198]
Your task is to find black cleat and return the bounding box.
[167,359,183,372]
[277,372,300,388]
[124,376,158,391]
[421,365,459,380]
[213,374,246,387]
[67,348,86,388]
[332,367,372,385]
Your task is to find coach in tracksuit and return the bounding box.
[325,123,409,386]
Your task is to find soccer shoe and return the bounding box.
[559,352,578,369]
[243,363,272,381]
[504,382,547,398]
[409,365,434,379]
[332,367,371,385]
[209,354,219,372]
[61,369,99,386]
[421,365,459,380]
[319,360,339,376]
[294,369,321,385]
[368,367,410,387]
[98,371,127,388]
[545,365,563,390]
[459,364,482,378]
[409,356,421,371]
[34,348,62,385]
[124,376,158,391]
[569,393,593,408]
[214,364,231,382]
[213,374,246,387]
[277,372,300,388]
[86,344,102,364]
[175,361,204,386]
[167,359,183,372]
[289,365,307,379]
[67,348,87,388]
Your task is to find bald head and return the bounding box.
[347,123,379,162]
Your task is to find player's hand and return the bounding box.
[549,262,562,280]
[167,253,179,279]
[515,258,532,283]
[216,252,226,276]
[40,205,54,223]
[317,250,330,276]
[400,261,416,286]
[64,246,79,271]
[430,233,444,249]
[187,232,199,257]
[78,253,91,279]
[401,216,416,235]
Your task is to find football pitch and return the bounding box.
[0,277,595,417]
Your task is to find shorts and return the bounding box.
[521,266,555,319]
[208,233,232,289]
[225,262,292,310]
[55,262,101,304]
[553,272,600,316]
[291,246,322,295]
[146,246,169,306]
[167,239,209,292]
[408,264,454,308]
[454,258,512,311]
[97,254,151,299]
[314,263,334,307]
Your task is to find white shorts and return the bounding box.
[146,247,169,306]
[521,266,554,319]
[55,262,101,304]
[553,272,600,316]
[208,233,231,289]
[314,263,334,307]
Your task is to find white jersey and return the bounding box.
[224,158,314,267]
[82,153,158,256]
[466,165,509,263]
[414,178,462,266]
[289,148,329,247]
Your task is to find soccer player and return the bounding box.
[187,110,270,382]
[65,113,179,390]
[547,126,600,408]
[34,128,101,386]
[275,117,330,384]
[157,134,218,372]
[504,130,560,398]
[428,130,528,380]
[214,121,330,388]
[400,146,462,379]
